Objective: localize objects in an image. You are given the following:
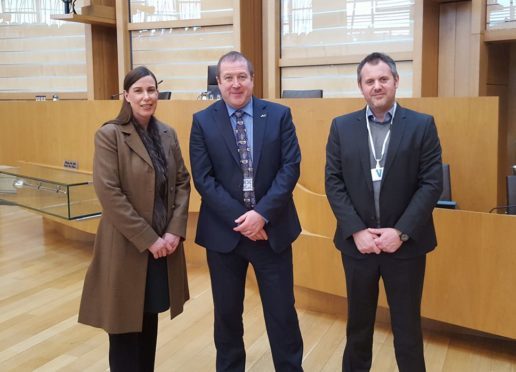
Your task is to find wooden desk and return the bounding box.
[0,98,512,338]
[291,209,516,339]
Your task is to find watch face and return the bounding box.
[400,233,409,242]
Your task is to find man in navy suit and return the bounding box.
[190,51,303,371]
[325,52,443,372]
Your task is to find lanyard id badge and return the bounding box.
[366,106,395,183]
[371,166,384,181]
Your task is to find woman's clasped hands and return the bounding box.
[148,233,181,259]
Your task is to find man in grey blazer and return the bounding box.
[325,52,443,372]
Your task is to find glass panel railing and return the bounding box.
[0,164,100,220]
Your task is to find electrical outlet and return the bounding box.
[64,160,78,169]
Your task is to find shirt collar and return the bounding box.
[366,102,397,124]
[226,98,254,119]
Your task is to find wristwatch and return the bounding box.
[399,232,409,242]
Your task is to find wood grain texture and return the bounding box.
[0,97,510,338]
[1,205,515,371]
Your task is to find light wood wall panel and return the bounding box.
[0,97,511,338]
[285,97,500,213]
[438,1,485,97]
[0,97,500,212]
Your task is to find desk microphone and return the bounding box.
[488,205,516,213]
[111,92,124,99]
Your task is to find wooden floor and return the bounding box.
[0,205,515,372]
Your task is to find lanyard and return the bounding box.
[365,107,395,170]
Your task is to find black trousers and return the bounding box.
[108,312,159,372]
[341,253,426,372]
[206,240,304,372]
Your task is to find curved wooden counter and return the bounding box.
[292,209,516,339]
[1,97,513,339]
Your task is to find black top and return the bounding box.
[133,118,170,313]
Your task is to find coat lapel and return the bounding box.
[252,98,267,175]
[121,122,153,168]
[212,101,241,167]
[157,121,172,158]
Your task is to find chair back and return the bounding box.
[507,175,516,215]
[158,91,171,100]
[207,65,220,97]
[282,89,323,98]
[440,163,452,201]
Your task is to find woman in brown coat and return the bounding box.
[78,66,190,371]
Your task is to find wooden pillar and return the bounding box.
[262,0,280,99]
[86,25,119,99]
[83,0,119,99]
[415,1,440,97]
[239,0,263,98]
[115,0,131,96]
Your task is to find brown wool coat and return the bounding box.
[78,119,190,334]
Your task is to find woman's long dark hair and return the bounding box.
[105,66,158,126]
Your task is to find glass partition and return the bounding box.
[131,25,234,99]
[280,0,415,97]
[128,0,235,99]
[0,164,100,220]
[486,0,516,30]
[282,61,413,98]
[0,0,86,97]
[129,0,233,23]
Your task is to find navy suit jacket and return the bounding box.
[190,97,302,253]
[325,104,443,259]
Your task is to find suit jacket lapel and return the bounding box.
[383,104,406,176]
[356,109,374,192]
[212,100,241,167]
[252,98,267,175]
[121,122,153,167]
